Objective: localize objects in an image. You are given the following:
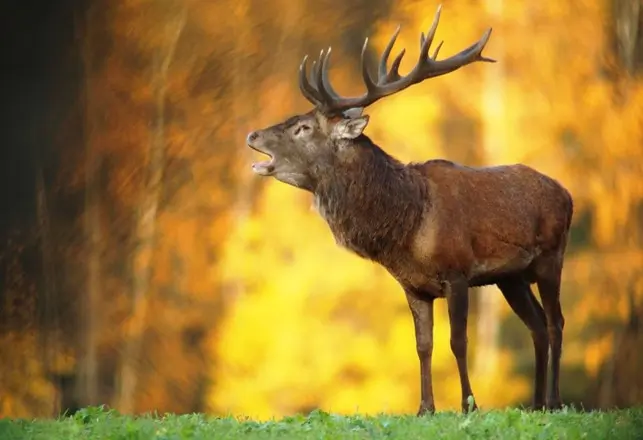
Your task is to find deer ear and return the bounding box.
[342,107,364,119]
[332,115,369,140]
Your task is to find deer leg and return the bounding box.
[446,278,477,413]
[497,276,549,410]
[405,289,435,416]
[535,257,565,411]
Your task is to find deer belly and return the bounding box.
[381,260,446,297]
[469,249,536,284]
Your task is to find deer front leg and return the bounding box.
[405,289,435,416]
[446,278,478,413]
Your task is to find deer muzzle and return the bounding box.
[247,131,275,176]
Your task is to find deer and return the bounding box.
[245,5,574,415]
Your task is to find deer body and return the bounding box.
[313,136,572,296]
[246,5,573,415]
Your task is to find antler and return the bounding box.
[298,4,496,115]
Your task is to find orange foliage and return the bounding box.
[3,0,642,418]
[210,0,643,418]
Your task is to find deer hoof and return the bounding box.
[416,403,435,417]
[546,399,564,411]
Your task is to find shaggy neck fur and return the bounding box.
[313,135,429,262]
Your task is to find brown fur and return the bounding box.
[310,133,573,292]
[247,107,573,415]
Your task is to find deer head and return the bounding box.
[246,5,495,191]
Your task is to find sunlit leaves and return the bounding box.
[6,0,642,419]
[210,0,643,418]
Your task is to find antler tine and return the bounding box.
[311,56,321,89]
[473,29,496,63]
[319,46,338,99]
[378,25,402,83]
[314,49,334,103]
[309,58,320,93]
[311,59,322,96]
[386,48,406,82]
[316,49,325,82]
[420,3,442,61]
[311,55,334,103]
[360,37,378,93]
[432,41,444,60]
[320,47,341,99]
[315,47,343,104]
[298,55,322,106]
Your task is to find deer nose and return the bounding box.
[246,131,259,144]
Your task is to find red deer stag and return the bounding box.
[246,5,573,415]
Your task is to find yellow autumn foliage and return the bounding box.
[3,0,643,419]
[208,0,643,419]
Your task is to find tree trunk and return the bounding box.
[117,10,186,414]
[473,0,505,378]
[36,166,63,416]
[599,273,643,407]
[609,0,642,76]
[77,4,101,408]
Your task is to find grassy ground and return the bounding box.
[2,406,642,439]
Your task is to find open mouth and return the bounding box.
[248,144,275,176]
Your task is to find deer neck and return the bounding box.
[313,137,427,261]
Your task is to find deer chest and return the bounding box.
[313,196,391,260]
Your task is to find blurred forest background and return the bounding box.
[1,0,642,420]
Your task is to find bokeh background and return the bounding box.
[1,0,642,420]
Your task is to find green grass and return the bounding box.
[1,406,642,439]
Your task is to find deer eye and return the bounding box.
[294,124,311,136]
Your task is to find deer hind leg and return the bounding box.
[534,254,565,411]
[497,276,549,411]
[446,277,477,413]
